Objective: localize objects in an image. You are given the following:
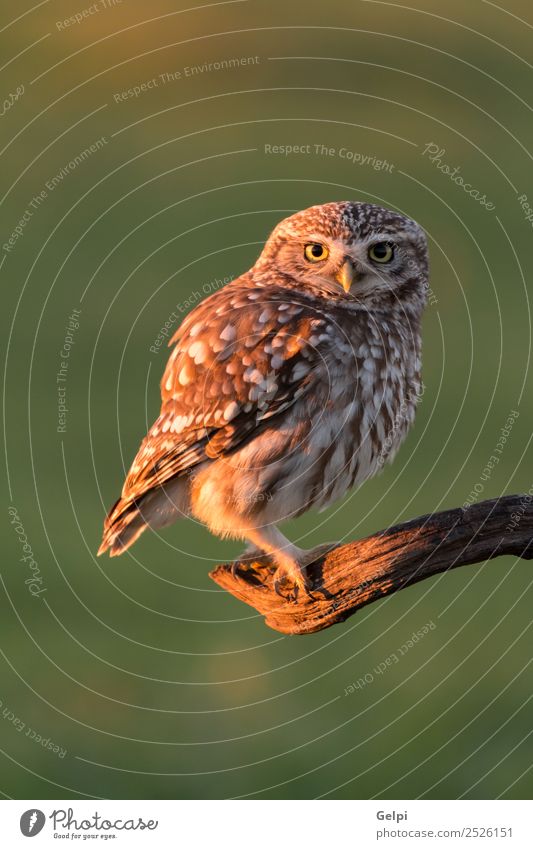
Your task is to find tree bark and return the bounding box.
[209,495,533,634]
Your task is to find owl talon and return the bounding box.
[273,576,299,602]
[231,558,258,580]
[272,565,314,602]
[232,545,270,579]
[272,542,337,599]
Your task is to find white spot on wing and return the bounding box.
[223,401,240,421]
[189,322,204,337]
[220,324,236,342]
[188,340,207,364]
[178,366,191,385]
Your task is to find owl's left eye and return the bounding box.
[304,243,329,262]
[368,242,395,263]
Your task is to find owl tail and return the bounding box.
[98,476,190,556]
[98,496,148,557]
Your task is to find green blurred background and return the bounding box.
[1,0,532,800]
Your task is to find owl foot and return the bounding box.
[232,545,312,599]
[273,542,338,601]
[273,562,313,602]
[234,526,337,601]
[231,544,271,579]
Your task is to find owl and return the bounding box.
[98,201,429,599]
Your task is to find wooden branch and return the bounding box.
[209,495,533,634]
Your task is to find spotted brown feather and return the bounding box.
[120,281,327,501]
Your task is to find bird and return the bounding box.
[98,201,429,599]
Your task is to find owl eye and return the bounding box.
[368,242,394,263]
[304,242,329,262]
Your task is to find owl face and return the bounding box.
[255,201,429,310]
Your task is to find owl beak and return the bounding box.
[335,258,357,293]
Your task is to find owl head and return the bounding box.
[254,201,429,311]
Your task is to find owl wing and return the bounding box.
[119,284,327,504]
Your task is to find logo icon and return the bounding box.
[20,810,46,837]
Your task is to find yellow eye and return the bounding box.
[368,242,394,263]
[304,242,329,262]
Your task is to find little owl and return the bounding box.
[99,201,429,598]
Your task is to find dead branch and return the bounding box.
[209,495,533,634]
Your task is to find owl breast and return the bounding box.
[296,309,422,514]
[195,305,422,527]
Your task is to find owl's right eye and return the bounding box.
[368,241,394,263]
[304,243,329,262]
